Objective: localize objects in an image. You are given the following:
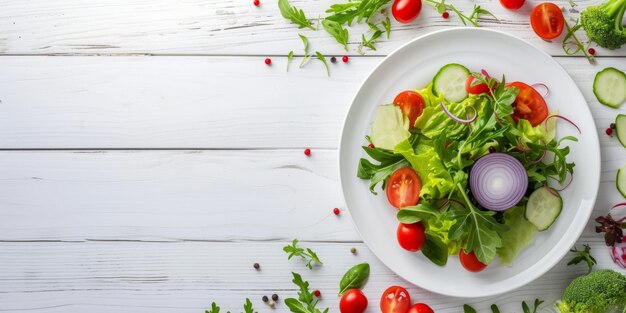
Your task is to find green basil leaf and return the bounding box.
[422,234,448,266]
[338,262,370,296]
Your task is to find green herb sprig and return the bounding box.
[562,19,595,64]
[425,1,498,27]
[284,272,329,313]
[283,239,323,269]
[567,244,597,273]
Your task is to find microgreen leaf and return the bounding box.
[322,19,349,51]
[315,51,330,77]
[278,0,316,30]
[287,50,294,72]
[567,244,597,273]
[283,239,323,269]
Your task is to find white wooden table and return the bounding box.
[0,0,624,312]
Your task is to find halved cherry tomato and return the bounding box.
[386,167,421,209]
[530,3,564,40]
[460,250,487,272]
[391,0,422,24]
[506,81,549,126]
[465,76,491,95]
[499,0,524,10]
[393,90,425,128]
[340,289,368,313]
[380,286,411,313]
[407,303,435,313]
[397,222,426,252]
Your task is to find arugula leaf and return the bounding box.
[463,304,478,313]
[397,203,438,224]
[322,19,349,51]
[325,0,392,26]
[361,28,383,51]
[285,272,329,313]
[283,239,323,269]
[315,52,330,77]
[567,244,597,273]
[206,302,222,313]
[287,51,294,72]
[450,183,508,264]
[562,19,595,64]
[278,0,316,30]
[299,34,311,68]
[243,299,256,313]
[357,156,409,194]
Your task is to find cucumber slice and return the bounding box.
[370,105,410,151]
[616,114,626,149]
[432,63,470,103]
[525,187,563,231]
[593,67,626,108]
[618,164,626,198]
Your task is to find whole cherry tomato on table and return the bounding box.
[460,249,488,272]
[339,289,368,313]
[392,0,422,23]
[499,0,524,10]
[380,286,411,313]
[530,2,565,40]
[407,303,435,313]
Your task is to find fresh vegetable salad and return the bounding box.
[357,63,579,271]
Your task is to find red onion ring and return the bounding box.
[525,139,547,164]
[544,184,560,198]
[554,173,573,191]
[544,115,581,134]
[469,153,528,211]
[612,202,626,209]
[531,83,550,98]
[440,102,477,124]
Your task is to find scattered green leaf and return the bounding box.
[463,304,478,313]
[283,239,323,269]
[284,272,330,313]
[315,51,330,77]
[322,19,350,51]
[287,50,294,72]
[278,0,316,30]
[562,19,595,64]
[338,263,370,296]
[299,34,311,68]
[567,244,597,273]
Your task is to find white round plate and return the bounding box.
[338,28,600,298]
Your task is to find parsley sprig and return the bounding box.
[283,239,323,269]
[206,299,256,313]
[284,272,329,313]
[567,244,597,273]
[278,0,316,30]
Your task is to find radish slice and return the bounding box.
[611,239,626,269]
[469,153,528,211]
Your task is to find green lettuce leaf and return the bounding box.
[415,94,487,140]
[425,210,462,255]
[394,139,454,203]
[497,205,538,265]
[516,111,557,145]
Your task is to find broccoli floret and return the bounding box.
[580,0,626,50]
[558,269,626,313]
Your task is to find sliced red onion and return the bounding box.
[611,238,626,269]
[481,69,491,79]
[531,83,550,98]
[470,153,528,211]
[440,102,477,124]
[554,173,574,191]
[525,139,547,164]
[544,184,560,198]
[544,115,581,134]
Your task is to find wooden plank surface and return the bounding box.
[0,56,624,149]
[0,148,623,241]
[0,240,617,313]
[0,0,623,57]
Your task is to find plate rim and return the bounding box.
[337,27,601,298]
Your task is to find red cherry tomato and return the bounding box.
[506,81,549,126]
[499,0,524,10]
[393,90,425,128]
[380,286,411,313]
[392,0,422,23]
[530,2,564,40]
[386,167,421,209]
[340,289,368,313]
[465,76,491,95]
[407,303,435,313]
[460,250,487,272]
[397,222,426,252]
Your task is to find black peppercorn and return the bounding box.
[330,56,337,63]
[272,294,278,301]
[262,295,269,302]
[253,262,260,270]
[611,123,616,129]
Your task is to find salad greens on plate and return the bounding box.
[357,63,579,269]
